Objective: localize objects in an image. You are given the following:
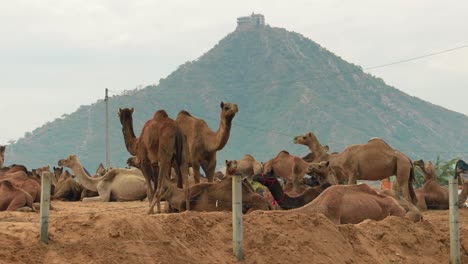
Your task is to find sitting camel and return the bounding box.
[252,169,331,210]
[176,102,239,183]
[225,156,265,194]
[0,171,41,203]
[51,167,85,201]
[292,184,412,224]
[0,180,34,211]
[58,155,147,202]
[159,174,270,213]
[293,132,417,204]
[413,160,449,210]
[0,145,5,168]
[262,151,337,194]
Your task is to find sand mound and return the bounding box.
[1,201,467,263]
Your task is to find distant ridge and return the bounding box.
[6,14,468,170]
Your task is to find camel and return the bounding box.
[0,145,5,168]
[118,108,191,214]
[159,173,270,213]
[252,169,331,210]
[0,180,34,211]
[291,184,410,224]
[176,102,239,183]
[412,160,449,210]
[52,169,85,201]
[293,132,417,204]
[0,164,29,177]
[58,155,147,203]
[0,171,41,203]
[378,189,423,222]
[225,155,265,193]
[262,150,331,194]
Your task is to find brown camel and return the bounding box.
[0,145,5,168]
[378,189,423,222]
[52,169,85,201]
[262,150,325,194]
[413,160,449,210]
[159,174,270,213]
[252,169,331,209]
[0,171,41,203]
[176,102,238,183]
[293,132,417,204]
[225,156,265,194]
[118,108,191,214]
[0,164,29,177]
[0,180,34,211]
[291,184,409,224]
[58,155,147,203]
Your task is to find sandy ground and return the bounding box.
[1,201,468,264]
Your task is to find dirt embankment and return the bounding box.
[1,201,467,264]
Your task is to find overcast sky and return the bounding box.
[1,0,467,145]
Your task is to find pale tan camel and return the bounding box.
[293,132,417,204]
[413,160,449,210]
[0,180,34,211]
[262,151,324,194]
[176,102,238,183]
[291,184,409,224]
[0,145,5,168]
[119,108,191,214]
[58,155,147,202]
[159,174,270,213]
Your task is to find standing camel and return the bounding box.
[293,132,417,204]
[176,102,238,183]
[118,108,190,214]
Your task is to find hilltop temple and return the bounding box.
[236,13,265,30]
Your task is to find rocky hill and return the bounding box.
[5,21,468,170]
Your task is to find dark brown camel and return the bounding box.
[176,102,238,183]
[119,108,190,214]
[252,169,330,210]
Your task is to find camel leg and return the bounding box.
[140,161,155,204]
[180,161,191,211]
[203,157,217,183]
[149,160,171,214]
[191,162,202,184]
[82,188,110,203]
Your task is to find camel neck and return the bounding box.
[121,116,138,155]
[263,179,304,210]
[211,115,232,151]
[69,162,99,192]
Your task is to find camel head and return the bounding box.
[96,163,107,176]
[307,161,330,175]
[220,102,239,121]
[52,166,63,185]
[0,145,5,168]
[127,156,140,168]
[293,132,324,149]
[58,155,78,168]
[215,171,225,181]
[251,165,276,185]
[225,160,238,175]
[413,159,425,167]
[118,107,134,124]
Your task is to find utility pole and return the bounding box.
[105,88,110,169]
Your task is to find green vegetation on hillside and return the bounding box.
[5,25,468,170]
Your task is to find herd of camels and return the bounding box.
[1,102,468,225]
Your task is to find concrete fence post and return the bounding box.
[40,171,51,244]
[232,172,244,261]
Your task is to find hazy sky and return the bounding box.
[1,0,467,145]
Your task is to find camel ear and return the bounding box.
[131,108,134,113]
[325,161,330,166]
[307,132,312,137]
[323,145,329,151]
[220,102,224,108]
[225,160,228,165]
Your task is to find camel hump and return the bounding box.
[0,180,15,189]
[279,150,290,155]
[178,110,192,117]
[102,170,119,182]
